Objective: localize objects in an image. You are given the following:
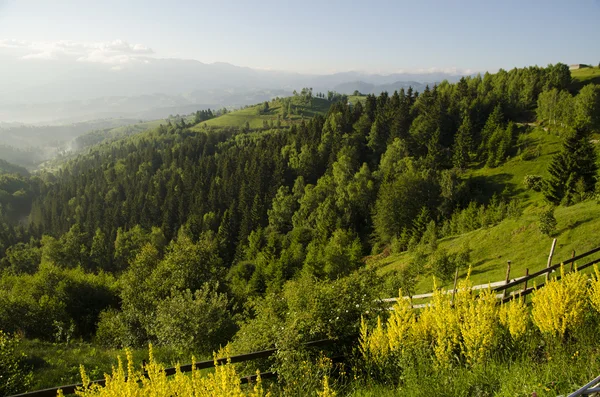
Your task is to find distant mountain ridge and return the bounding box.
[0,54,467,123]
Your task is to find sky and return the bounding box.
[0,0,599,75]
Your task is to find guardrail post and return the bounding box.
[502,260,511,300]
[570,250,576,272]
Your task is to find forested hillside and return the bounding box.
[2,63,600,394]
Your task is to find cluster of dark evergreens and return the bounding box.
[1,63,599,363]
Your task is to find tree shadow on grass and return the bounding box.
[467,173,514,204]
[468,259,501,278]
[555,217,595,236]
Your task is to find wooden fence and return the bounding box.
[382,245,600,308]
[9,339,343,397]
[10,244,600,397]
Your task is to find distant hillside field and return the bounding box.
[571,66,600,91]
[192,96,332,130]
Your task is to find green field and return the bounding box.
[347,95,367,105]
[571,65,600,91]
[191,96,332,131]
[373,126,600,294]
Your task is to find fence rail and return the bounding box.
[383,244,600,308]
[11,244,600,396]
[9,339,339,397]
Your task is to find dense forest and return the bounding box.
[1,63,600,395]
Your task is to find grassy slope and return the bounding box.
[374,126,600,294]
[570,66,600,91]
[102,119,166,137]
[347,95,367,105]
[192,96,331,131]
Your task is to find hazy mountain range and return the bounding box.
[0,54,464,124]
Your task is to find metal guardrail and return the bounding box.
[565,373,600,396]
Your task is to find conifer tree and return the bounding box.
[544,129,598,205]
[452,115,474,168]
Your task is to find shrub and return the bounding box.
[459,288,498,365]
[382,267,419,298]
[498,297,529,340]
[152,284,235,355]
[523,175,544,191]
[0,330,32,396]
[70,345,267,397]
[588,265,600,314]
[95,309,130,348]
[231,269,383,355]
[386,293,416,355]
[538,207,557,236]
[429,249,455,282]
[531,268,587,338]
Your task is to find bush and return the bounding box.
[231,269,384,354]
[382,266,419,298]
[538,207,557,236]
[0,330,32,396]
[0,264,118,340]
[152,283,235,355]
[429,249,455,282]
[523,174,544,191]
[95,309,130,348]
[532,268,587,338]
[72,346,267,397]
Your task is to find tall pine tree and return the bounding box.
[544,129,598,205]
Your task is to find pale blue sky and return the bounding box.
[0,0,599,74]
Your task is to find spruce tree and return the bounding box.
[452,115,474,168]
[544,129,598,205]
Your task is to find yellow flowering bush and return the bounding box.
[588,265,600,313]
[60,345,268,397]
[429,284,460,368]
[359,316,389,367]
[532,267,587,338]
[498,296,529,340]
[459,288,498,365]
[316,376,336,397]
[386,291,416,354]
[411,301,436,347]
[357,265,600,393]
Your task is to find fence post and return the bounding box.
[570,250,576,272]
[451,267,459,304]
[522,268,529,294]
[502,260,512,300]
[546,238,557,282]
